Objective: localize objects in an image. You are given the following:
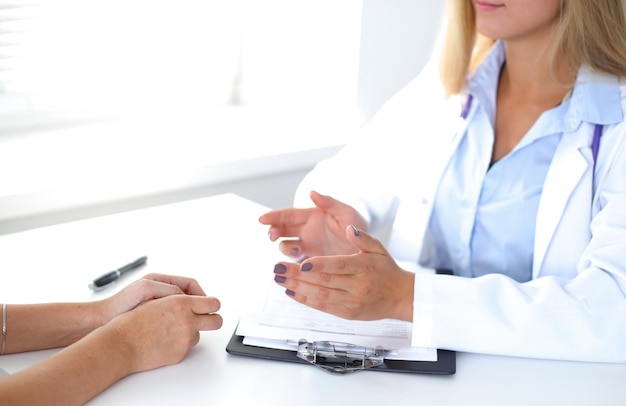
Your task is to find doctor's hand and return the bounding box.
[272,225,415,322]
[259,191,367,260]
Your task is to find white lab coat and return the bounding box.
[294,56,626,362]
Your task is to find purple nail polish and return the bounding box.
[286,289,295,297]
[274,275,286,283]
[274,263,287,274]
[351,224,359,236]
[301,262,313,272]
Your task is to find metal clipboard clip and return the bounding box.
[296,339,385,375]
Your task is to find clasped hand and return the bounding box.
[97,273,223,373]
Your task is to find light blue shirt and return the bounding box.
[426,42,574,282]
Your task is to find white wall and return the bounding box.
[357,0,444,124]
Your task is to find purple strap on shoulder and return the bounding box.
[591,124,604,193]
[460,94,473,119]
[591,124,603,169]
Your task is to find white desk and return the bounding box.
[0,194,624,406]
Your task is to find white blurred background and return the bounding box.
[0,0,443,234]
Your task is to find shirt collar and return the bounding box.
[465,40,623,132]
[465,41,505,124]
[568,65,623,127]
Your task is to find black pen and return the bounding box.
[88,256,147,291]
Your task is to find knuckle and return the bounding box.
[315,300,328,313]
[287,278,300,290]
[316,286,330,301]
[137,278,152,288]
[335,258,348,272]
[317,272,333,285]
[168,295,188,311]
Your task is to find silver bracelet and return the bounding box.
[1,303,6,355]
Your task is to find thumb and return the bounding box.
[310,190,337,210]
[345,224,388,255]
[310,190,353,216]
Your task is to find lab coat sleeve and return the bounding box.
[412,270,626,362]
[412,125,626,363]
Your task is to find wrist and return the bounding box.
[87,300,111,330]
[94,320,139,376]
[393,270,415,322]
[57,322,138,394]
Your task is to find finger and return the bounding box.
[187,296,223,331]
[278,239,305,259]
[143,273,206,296]
[262,209,315,242]
[344,225,389,256]
[273,262,300,282]
[285,286,362,320]
[260,193,339,228]
[273,261,368,319]
[268,225,303,242]
[134,278,185,301]
[310,191,358,219]
[194,313,224,332]
[188,295,222,315]
[281,273,355,301]
[310,191,353,217]
[274,261,355,291]
[259,209,283,225]
[272,263,351,303]
[309,190,334,209]
[259,208,314,227]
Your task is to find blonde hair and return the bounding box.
[439,0,626,97]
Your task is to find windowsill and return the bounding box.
[0,106,354,228]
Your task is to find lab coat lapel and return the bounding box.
[401,105,470,264]
[533,129,591,277]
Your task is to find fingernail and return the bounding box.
[351,224,359,236]
[286,289,295,297]
[274,263,287,274]
[274,275,286,283]
[291,247,300,257]
[301,262,313,272]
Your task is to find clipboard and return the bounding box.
[227,269,456,375]
[226,331,456,375]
